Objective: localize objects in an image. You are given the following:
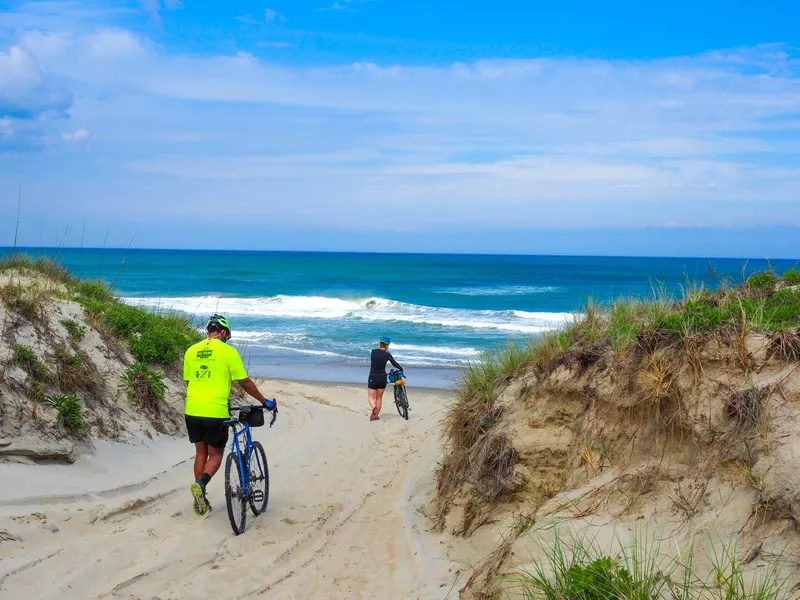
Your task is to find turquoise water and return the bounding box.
[3,248,797,387]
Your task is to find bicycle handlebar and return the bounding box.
[230,402,279,427]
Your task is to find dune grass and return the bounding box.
[507,529,792,600]
[451,269,799,414]
[1,253,202,367]
[46,393,84,431]
[122,362,167,412]
[11,344,50,383]
[60,318,86,342]
[436,269,800,523]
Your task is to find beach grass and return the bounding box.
[121,361,167,414]
[449,269,799,404]
[1,253,202,367]
[505,529,793,600]
[46,393,84,431]
[437,268,800,523]
[11,344,50,383]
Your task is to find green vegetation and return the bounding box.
[783,268,800,286]
[0,253,202,367]
[746,270,778,290]
[0,254,72,284]
[122,362,167,414]
[509,531,792,600]
[11,344,50,382]
[77,285,200,365]
[0,281,50,322]
[53,344,103,396]
[454,270,799,411]
[60,318,86,342]
[46,393,84,431]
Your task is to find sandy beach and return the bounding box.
[0,379,492,600]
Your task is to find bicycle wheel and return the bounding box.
[248,441,269,516]
[394,386,408,420]
[225,451,247,535]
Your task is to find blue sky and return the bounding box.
[1,0,799,257]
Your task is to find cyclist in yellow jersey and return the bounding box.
[184,314,276,516]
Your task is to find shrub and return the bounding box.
[763,289,800,329]
[747,270,778,290]
[60,319,86,342]
[122,362,167,413]
[781,268,800,286]
[46,393,84,431]
[131,326,183,365]
[70,279,116,303]
[98,303,155,338]
[11,344,49,382]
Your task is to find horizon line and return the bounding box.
[2,245,799,263]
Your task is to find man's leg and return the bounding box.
[190,418,228,516]
[193,442,208,481]
[204,445,224,480]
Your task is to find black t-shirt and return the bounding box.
[370,348,403,375]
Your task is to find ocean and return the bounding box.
[4,249,797,388]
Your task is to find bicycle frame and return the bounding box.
[228,422,265,499]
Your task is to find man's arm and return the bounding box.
[236,377,273,406]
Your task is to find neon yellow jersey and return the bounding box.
[183,338,248,419]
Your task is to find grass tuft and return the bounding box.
[46,393,84,431]
[766,329,800,362]
[11,344,50,383]
[60,318,86,343]
[0,281,51,322]
[54,345,103,397]
[121,362,167,415]
[507,529,793,599]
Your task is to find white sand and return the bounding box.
[0,379,491,599]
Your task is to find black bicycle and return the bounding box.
[223,403,277,535]
[389,369,409,420]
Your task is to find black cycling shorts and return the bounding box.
[368,373,387,390]
[185,415,229,449]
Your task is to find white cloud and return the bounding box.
[0,44,72,116]
[3,17,800,230]
[264,8,286,25]
[86,28,146,58]
[62,128,90,142]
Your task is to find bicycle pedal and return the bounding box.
[252,490,265,503]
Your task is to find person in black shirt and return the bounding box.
[367,336,403,421]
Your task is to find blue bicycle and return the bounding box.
[224,403,278,535]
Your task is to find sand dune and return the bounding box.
[0,380,492,600]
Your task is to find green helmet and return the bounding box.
[206,313,231,338]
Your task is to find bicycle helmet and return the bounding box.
[379,336,391,346]
[206,313,232,339]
